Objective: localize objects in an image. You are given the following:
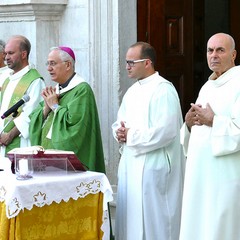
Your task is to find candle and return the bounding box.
[19,159,29,176]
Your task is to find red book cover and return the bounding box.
[7,146,87,173]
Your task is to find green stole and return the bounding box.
[41,111,55,149]
[1,69,42,154]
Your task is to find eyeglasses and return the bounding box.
[45,61,68,67]
[126,59,149,67]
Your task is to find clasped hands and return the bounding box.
[185,103,214,130]
[116,121,129,143]
[42,86,59,116]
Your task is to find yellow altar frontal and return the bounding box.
[0,170,113,240]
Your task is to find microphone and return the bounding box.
[1,95,30,119]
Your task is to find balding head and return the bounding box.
[207,33,237,78]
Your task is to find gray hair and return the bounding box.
[209,33,236,51]
[228,34,236,51]
[0,40,6,53]
[50,47,75,70]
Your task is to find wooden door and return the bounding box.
[137,0,204,116]
[138,0,240,116]
[230,0,240,65]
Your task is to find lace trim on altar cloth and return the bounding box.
[0,171,113,219]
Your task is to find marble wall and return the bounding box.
[0,0,137,188]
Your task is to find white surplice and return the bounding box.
[0,66,12,88]
[180,66,240,240]
[112,72,185,240]
[0,65,45,157]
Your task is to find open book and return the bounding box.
[7,146,87,172]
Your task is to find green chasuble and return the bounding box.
[1,69,42,154]
[29,81,105,173]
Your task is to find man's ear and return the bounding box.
[65,60,72,70]
[21,50,28,60]
[232,49,237,61]
[146,58,153,68]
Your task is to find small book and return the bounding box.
[7,146,87,172]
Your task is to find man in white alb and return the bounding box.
[180,33,240,240]
[112,42,185,240]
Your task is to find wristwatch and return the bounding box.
[51,103,59,111]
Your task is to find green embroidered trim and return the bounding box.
[1,69,43,153]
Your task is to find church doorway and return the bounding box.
[137,0,240,115]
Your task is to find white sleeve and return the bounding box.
[180,122,190,156]
[126,85,182,155]
[14,78,45,139]
[211,115,240,156]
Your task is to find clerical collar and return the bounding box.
[137,72,158,85]
[59,72,76,90]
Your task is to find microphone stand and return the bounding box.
[0,110,18,172]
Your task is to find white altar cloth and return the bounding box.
[0,170,113,219]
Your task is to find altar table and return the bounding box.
[0,170,113,240]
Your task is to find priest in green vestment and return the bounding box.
[0,35,45,157]
[29,46,105,173]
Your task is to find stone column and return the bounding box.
[0,0,138,235]
[0,0,68,83]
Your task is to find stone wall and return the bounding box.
[0,0,137,189]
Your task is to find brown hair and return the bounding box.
[130,41,157,67]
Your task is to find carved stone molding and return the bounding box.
[0,0,68,21]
